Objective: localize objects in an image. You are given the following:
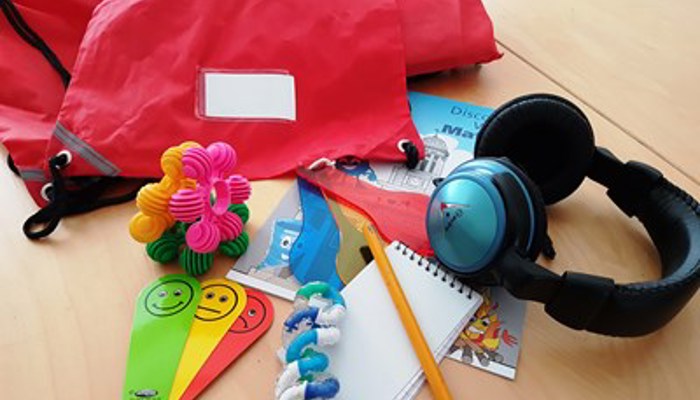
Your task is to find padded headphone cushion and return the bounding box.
[495,158,548,260]
[475,94,595,204]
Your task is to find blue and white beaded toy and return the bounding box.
[275,282,346,400]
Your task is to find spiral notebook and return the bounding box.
[325,241,483,400]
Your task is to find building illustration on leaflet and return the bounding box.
[383,135,449,194]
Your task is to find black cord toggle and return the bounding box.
[400,140,420,169]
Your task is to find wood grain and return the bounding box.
[482,0,700,182]
[1,35,699,400]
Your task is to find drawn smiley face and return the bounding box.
[195,283,240,322]
[229,295,267,334]
[144,279,195,317]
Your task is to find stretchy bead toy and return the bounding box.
[276,282,345,400]
[294,281,346,307]
[129,142,199,243]
[169,142,252,253]
[283,282,346,347]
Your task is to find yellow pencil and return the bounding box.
[362,224,453,400]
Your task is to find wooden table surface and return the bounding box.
[2,2,699,399]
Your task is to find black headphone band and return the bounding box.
[498,147,700,336]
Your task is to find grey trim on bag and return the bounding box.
[53,122,120,176]
[18,169,47,182]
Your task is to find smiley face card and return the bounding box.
[168,278,247,400]
[123,274,201,400]
[180,288,274,400]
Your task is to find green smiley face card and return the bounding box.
[123,275,201,400]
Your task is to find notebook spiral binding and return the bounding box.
[395,241,473,299]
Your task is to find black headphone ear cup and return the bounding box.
[495,158,547,261]
[475,94,595,204]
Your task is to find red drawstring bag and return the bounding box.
[397,0,502,75]
[0,0,101,203]
[50,0,421,179]
[0,0,499,238]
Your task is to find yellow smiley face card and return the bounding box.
[169,278,247,399]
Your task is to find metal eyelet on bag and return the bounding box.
[396,139,420,169]
[40,183,54,202]
[307,157,336,171]
[55,150,72,169]
[396,139,411,153]
[40,150,72,201]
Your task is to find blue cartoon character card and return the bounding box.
[228,183,304,300]
[259,218,302,272]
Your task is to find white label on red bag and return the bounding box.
[202,72,296,120]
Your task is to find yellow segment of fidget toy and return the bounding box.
[129,183,174,243]
[161,141,200,181]
[128,141,201,242]
[169,278,247,400]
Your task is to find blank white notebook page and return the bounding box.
[325,242,482,400]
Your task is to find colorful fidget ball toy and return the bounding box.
[130,141,252,276]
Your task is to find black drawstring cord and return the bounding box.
[23,153,147,239]
[7,154,20,176]
[401,140,420,169]
[0,0,71,87]
[23,153,70,239]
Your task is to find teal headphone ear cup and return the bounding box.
[447,158,546,259]
[475,94,595,204]
[426,160,509,276]
[426,158,546,277]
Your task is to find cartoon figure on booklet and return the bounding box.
[451,294,518,366]
[257,218,302,278]
[336,156,377,182]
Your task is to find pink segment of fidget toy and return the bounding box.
[169,142,251,253]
